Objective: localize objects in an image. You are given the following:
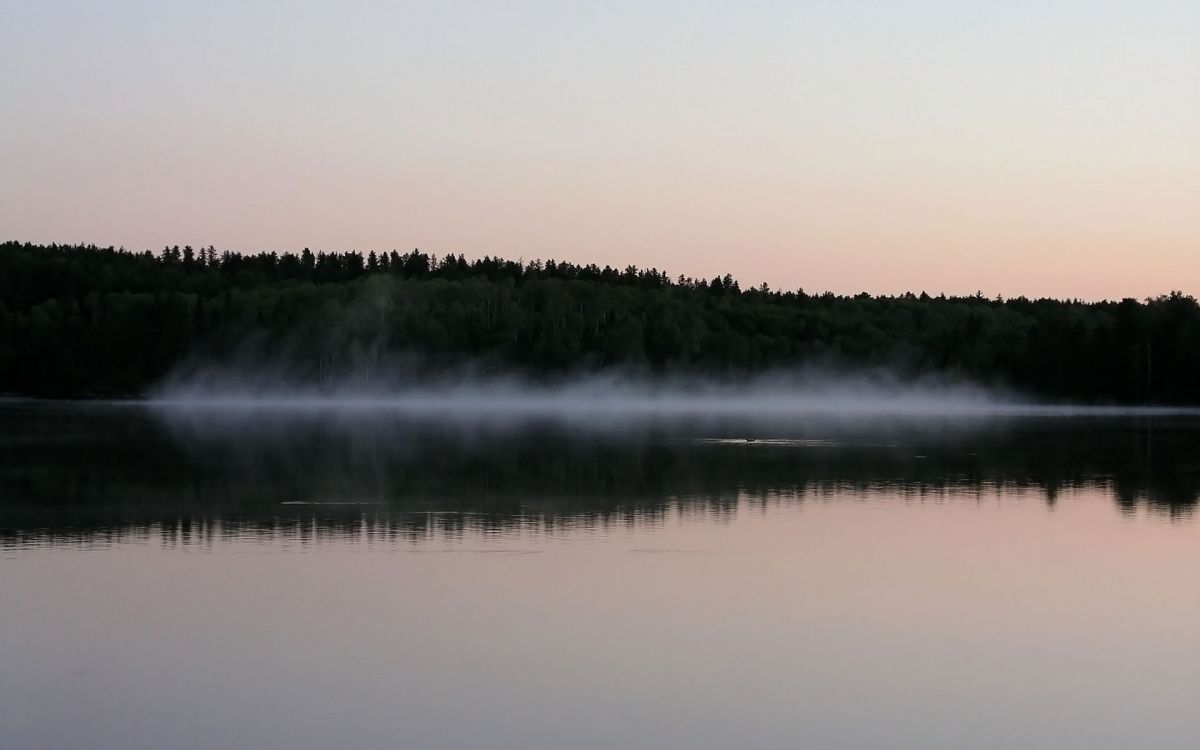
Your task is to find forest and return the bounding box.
[1,241,1198,403]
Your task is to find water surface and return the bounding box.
[1,402,1197,749]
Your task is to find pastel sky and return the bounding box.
[2,1,1196,299]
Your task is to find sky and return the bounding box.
[2,1,1196,299]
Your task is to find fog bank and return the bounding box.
[147,368,1198,420]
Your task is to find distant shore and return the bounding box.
[3,241,1198,404]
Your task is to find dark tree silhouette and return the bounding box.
[1,240,1198,401]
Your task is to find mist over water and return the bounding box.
[149,365,1199,422]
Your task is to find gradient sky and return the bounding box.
[2,1,1197,299]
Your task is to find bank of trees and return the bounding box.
[1,241,1197,402]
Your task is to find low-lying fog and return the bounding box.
[146,367,1197,420]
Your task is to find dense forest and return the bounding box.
[1,241,1198,403]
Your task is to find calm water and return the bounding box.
[2,401,1198,749]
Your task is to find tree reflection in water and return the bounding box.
[2,401,1196,549]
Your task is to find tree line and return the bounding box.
[1,241,1198,402]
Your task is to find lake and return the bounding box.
[1,400,1198,749]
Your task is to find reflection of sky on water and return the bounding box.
[3,478,1198,750]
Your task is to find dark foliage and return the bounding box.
[1,241,1198,402]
